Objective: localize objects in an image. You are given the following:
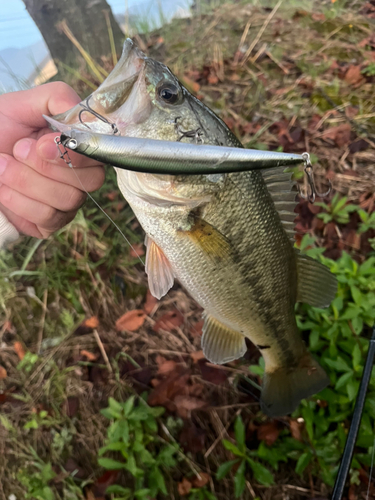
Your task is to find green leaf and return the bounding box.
[125,454,143,477]
[149,466,167,496]
[295,452,313,475]
[123,396,135,416]
[234,460,246,498]
[247,458,274,486]
[234,416,245,449]
[335,371,353,391]
[42,486,55,500]
[134,489,152,498]
[222,440,244,456]
[98,457,126,470]
[216,459,239,480]
[105,485,132,495]
[350,286,362,306]
[352,343,362,369]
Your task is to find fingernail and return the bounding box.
[0,155,7,176]
[38,141,59,161]
[14,139,32,161]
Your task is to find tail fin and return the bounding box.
[260,353,329,417]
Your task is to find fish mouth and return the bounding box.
[44,39,148,135]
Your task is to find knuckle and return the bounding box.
[65,188,86,210]
[49,81,73,95]
[0,185,13,205]
[85,168,105,192]
[37,159,53,177]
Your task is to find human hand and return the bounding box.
[0,82,105,238]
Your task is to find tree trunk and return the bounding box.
[22,0,124,67]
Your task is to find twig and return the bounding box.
[36,289,48,354]
[234,19,252,65]
[241,0,282,66]
[160,422,202,478]
[93,329,113,373]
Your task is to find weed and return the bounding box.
[357,209,375,234]
[99,395,181,499]
[316,193,358,224]
[216,416,274,498]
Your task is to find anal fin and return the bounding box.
[296,251,337,308]
[145,236,175,300]
[202,314,246,364]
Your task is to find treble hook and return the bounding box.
[174,116,204,144]
[78,95,119,135]
[299,152,332,203]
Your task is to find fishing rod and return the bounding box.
[332,326,375,500]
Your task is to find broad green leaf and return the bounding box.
[234,416,246,449]
[335,371,353,391]
[42,486,55,500]
[216,459,238,479]
[247,458,274,486]
[134,488,152,498]
[295,452,313,475]
[123,395,135,416]
[352,343,362,369]
[222,439,244,456]
[106,485,132,495]
[149,466,167,495]
[234,460,246,498]
[98,457,126,470]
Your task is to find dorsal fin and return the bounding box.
[145,236,175,299]
[262,167,298,242]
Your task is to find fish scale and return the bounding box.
[47,38,337,417]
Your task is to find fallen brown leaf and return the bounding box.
[129,242,145,258]
[116,310,146,332]
[179,422,206,453]
[153,309,184,333]
[178,478,192,496]
[321,123,351,147]
[81,350,98,362]
[14,341,25,360]
[84,316,99,329]
[175,395,207,412]
[198,359,228,385]
[192,472,210,488]
[181,75,201,94]
[144,289,158,314]
[289,419,304,441]
[257,421,280,446]
[157,360,178,375]
[190,350,205,363]
[63,396,80,417]
[344,65,364,86]
[190,320,204,337]
[148,369,190,407]
[0,366,7,380]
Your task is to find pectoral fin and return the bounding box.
[202,314,247,364]
[145,236,175,299]
[182,217,231,262]
[296,251,337,308]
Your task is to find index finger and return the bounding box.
[36,133,104,169]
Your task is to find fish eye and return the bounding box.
[157,83,179,104]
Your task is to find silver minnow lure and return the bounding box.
[57,128,305,175]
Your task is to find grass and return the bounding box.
[1,1,375,499]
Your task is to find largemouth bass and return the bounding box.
[46,39,337,416]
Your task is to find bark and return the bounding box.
[22,0,124,66]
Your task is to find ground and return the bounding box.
[1,1,375,499]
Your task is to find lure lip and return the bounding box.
[58,128,305,175]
